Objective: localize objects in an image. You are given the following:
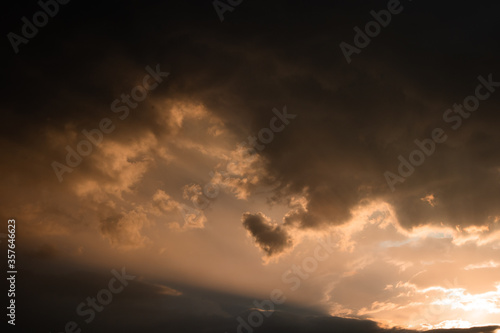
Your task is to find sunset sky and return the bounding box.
[2,1,500,332]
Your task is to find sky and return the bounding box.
[1,0,500,332]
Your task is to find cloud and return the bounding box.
[305,203,500,329]
[242,212,293,257]
[13,267,500,333]
[464,261,500,271]
[100,208,150,250]
[26,243,59,259]
[152,189,181,213]
[2,1,500,330]
[4,0,499,242]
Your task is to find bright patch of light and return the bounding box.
[427,319,472,329]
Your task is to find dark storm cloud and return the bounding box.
[159,0,500,231]
[2,1,500,329]
[25,243,58,259]
[3,0,500,233]
[242,212,293,256]
[13,268,500,333]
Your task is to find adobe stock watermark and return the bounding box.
[179,106,296,226]
[50,267,135,333]
[212,0,242,22]
[51,64,169,182]
[230,234,335,333]
[339,0,411,64]
[384,74,499,191]
[7,0,71,54]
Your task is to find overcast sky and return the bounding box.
[2,1,500,332]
